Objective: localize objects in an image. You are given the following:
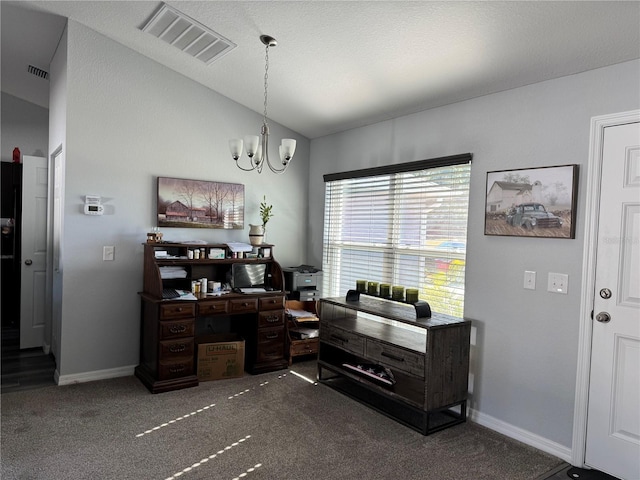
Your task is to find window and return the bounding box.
[322,154,472,317]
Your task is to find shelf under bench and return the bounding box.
[318,360,467,435]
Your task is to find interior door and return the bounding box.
[585,121,640,479]
[20,155,48,349]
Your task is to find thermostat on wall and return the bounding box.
[84,204,104,215]
[84,195,104,215]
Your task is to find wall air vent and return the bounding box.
[142,3,236,65]
[28,65,49,80]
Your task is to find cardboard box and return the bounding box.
[197,334,245,382]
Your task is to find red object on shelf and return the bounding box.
[12,147,20,163]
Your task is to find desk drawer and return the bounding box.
[198,300,229,316]
[230,298,258,313]
[256,327,285,362]
[158,358,194,380]
[259,296,285,311]
[159,338,194,359]
[258,310,284,328]
[290,338,319,356]
[320,324,365,356]
[366,341,424,377]
[159,319,195,340]
[257,326,285,344]
[160,303,195,320]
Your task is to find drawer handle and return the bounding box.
[169,344,187,353]
[169,365,186,373]
[169,325,187,334]
[242,302,249,307]
[381,351,404,362]
[266,315,280,323]
[176,307,183,312]
[265,333,278,339]
[330,334,348,343]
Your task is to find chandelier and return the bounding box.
[229,35,296,174]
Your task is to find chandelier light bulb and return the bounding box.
[244,135,259,158]
[229,139,243,160]
[280,139,296,163]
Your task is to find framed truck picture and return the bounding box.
[484,164,578,238]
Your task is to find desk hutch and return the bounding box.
[136,242,288,393]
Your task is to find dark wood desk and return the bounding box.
[135,243,288,393]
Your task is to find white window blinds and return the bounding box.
[322,154,471,317]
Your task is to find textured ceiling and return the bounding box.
[2,1,640,139]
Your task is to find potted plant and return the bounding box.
[249,196,273,246]
[260,195,273,228]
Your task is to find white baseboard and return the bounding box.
[469,408,572,463]
[56,365,136,386]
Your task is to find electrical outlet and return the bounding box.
[103,246,115,261]
[548,272,568,294]
[524,271,536,290]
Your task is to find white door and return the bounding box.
[585,121,640,479]
[20,155,48,349]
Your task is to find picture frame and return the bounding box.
[484,164,578,238]
[157,176,244,229]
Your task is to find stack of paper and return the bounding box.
[226,242,253,253]
[286,308,319,322]
[159,266,187,279]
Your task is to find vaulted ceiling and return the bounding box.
[2,1,639,139]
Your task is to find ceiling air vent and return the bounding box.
[28,65,49,80]
[142,3,236,65]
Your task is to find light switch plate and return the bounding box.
[524,271,536,290]
[103,246,115,261]
[548,272,568,294]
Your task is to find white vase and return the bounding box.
[249,224,265,246]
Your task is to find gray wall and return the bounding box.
[307,59,640,449]
[48,23,68,363]
[51,21,310,378]
[1,92,48,162]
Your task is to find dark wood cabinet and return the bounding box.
[136,242,288,393]
[317,296,471,434]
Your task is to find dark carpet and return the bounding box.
[1,360,564,479]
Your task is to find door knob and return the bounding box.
[24,259,33,266]
[599,288,612,299]
[595,312,611,323]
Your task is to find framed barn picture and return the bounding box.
[157,177,244,229]
[484,165,578,238]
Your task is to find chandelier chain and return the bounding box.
[263,44,269,124]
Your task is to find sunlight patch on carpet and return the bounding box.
[290,370,318,385]
[163,435,253,480]
[232,463,263,480]
[136,403,216,437]
[228,388,251,399]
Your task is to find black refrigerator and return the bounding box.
[1,161,22,329]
